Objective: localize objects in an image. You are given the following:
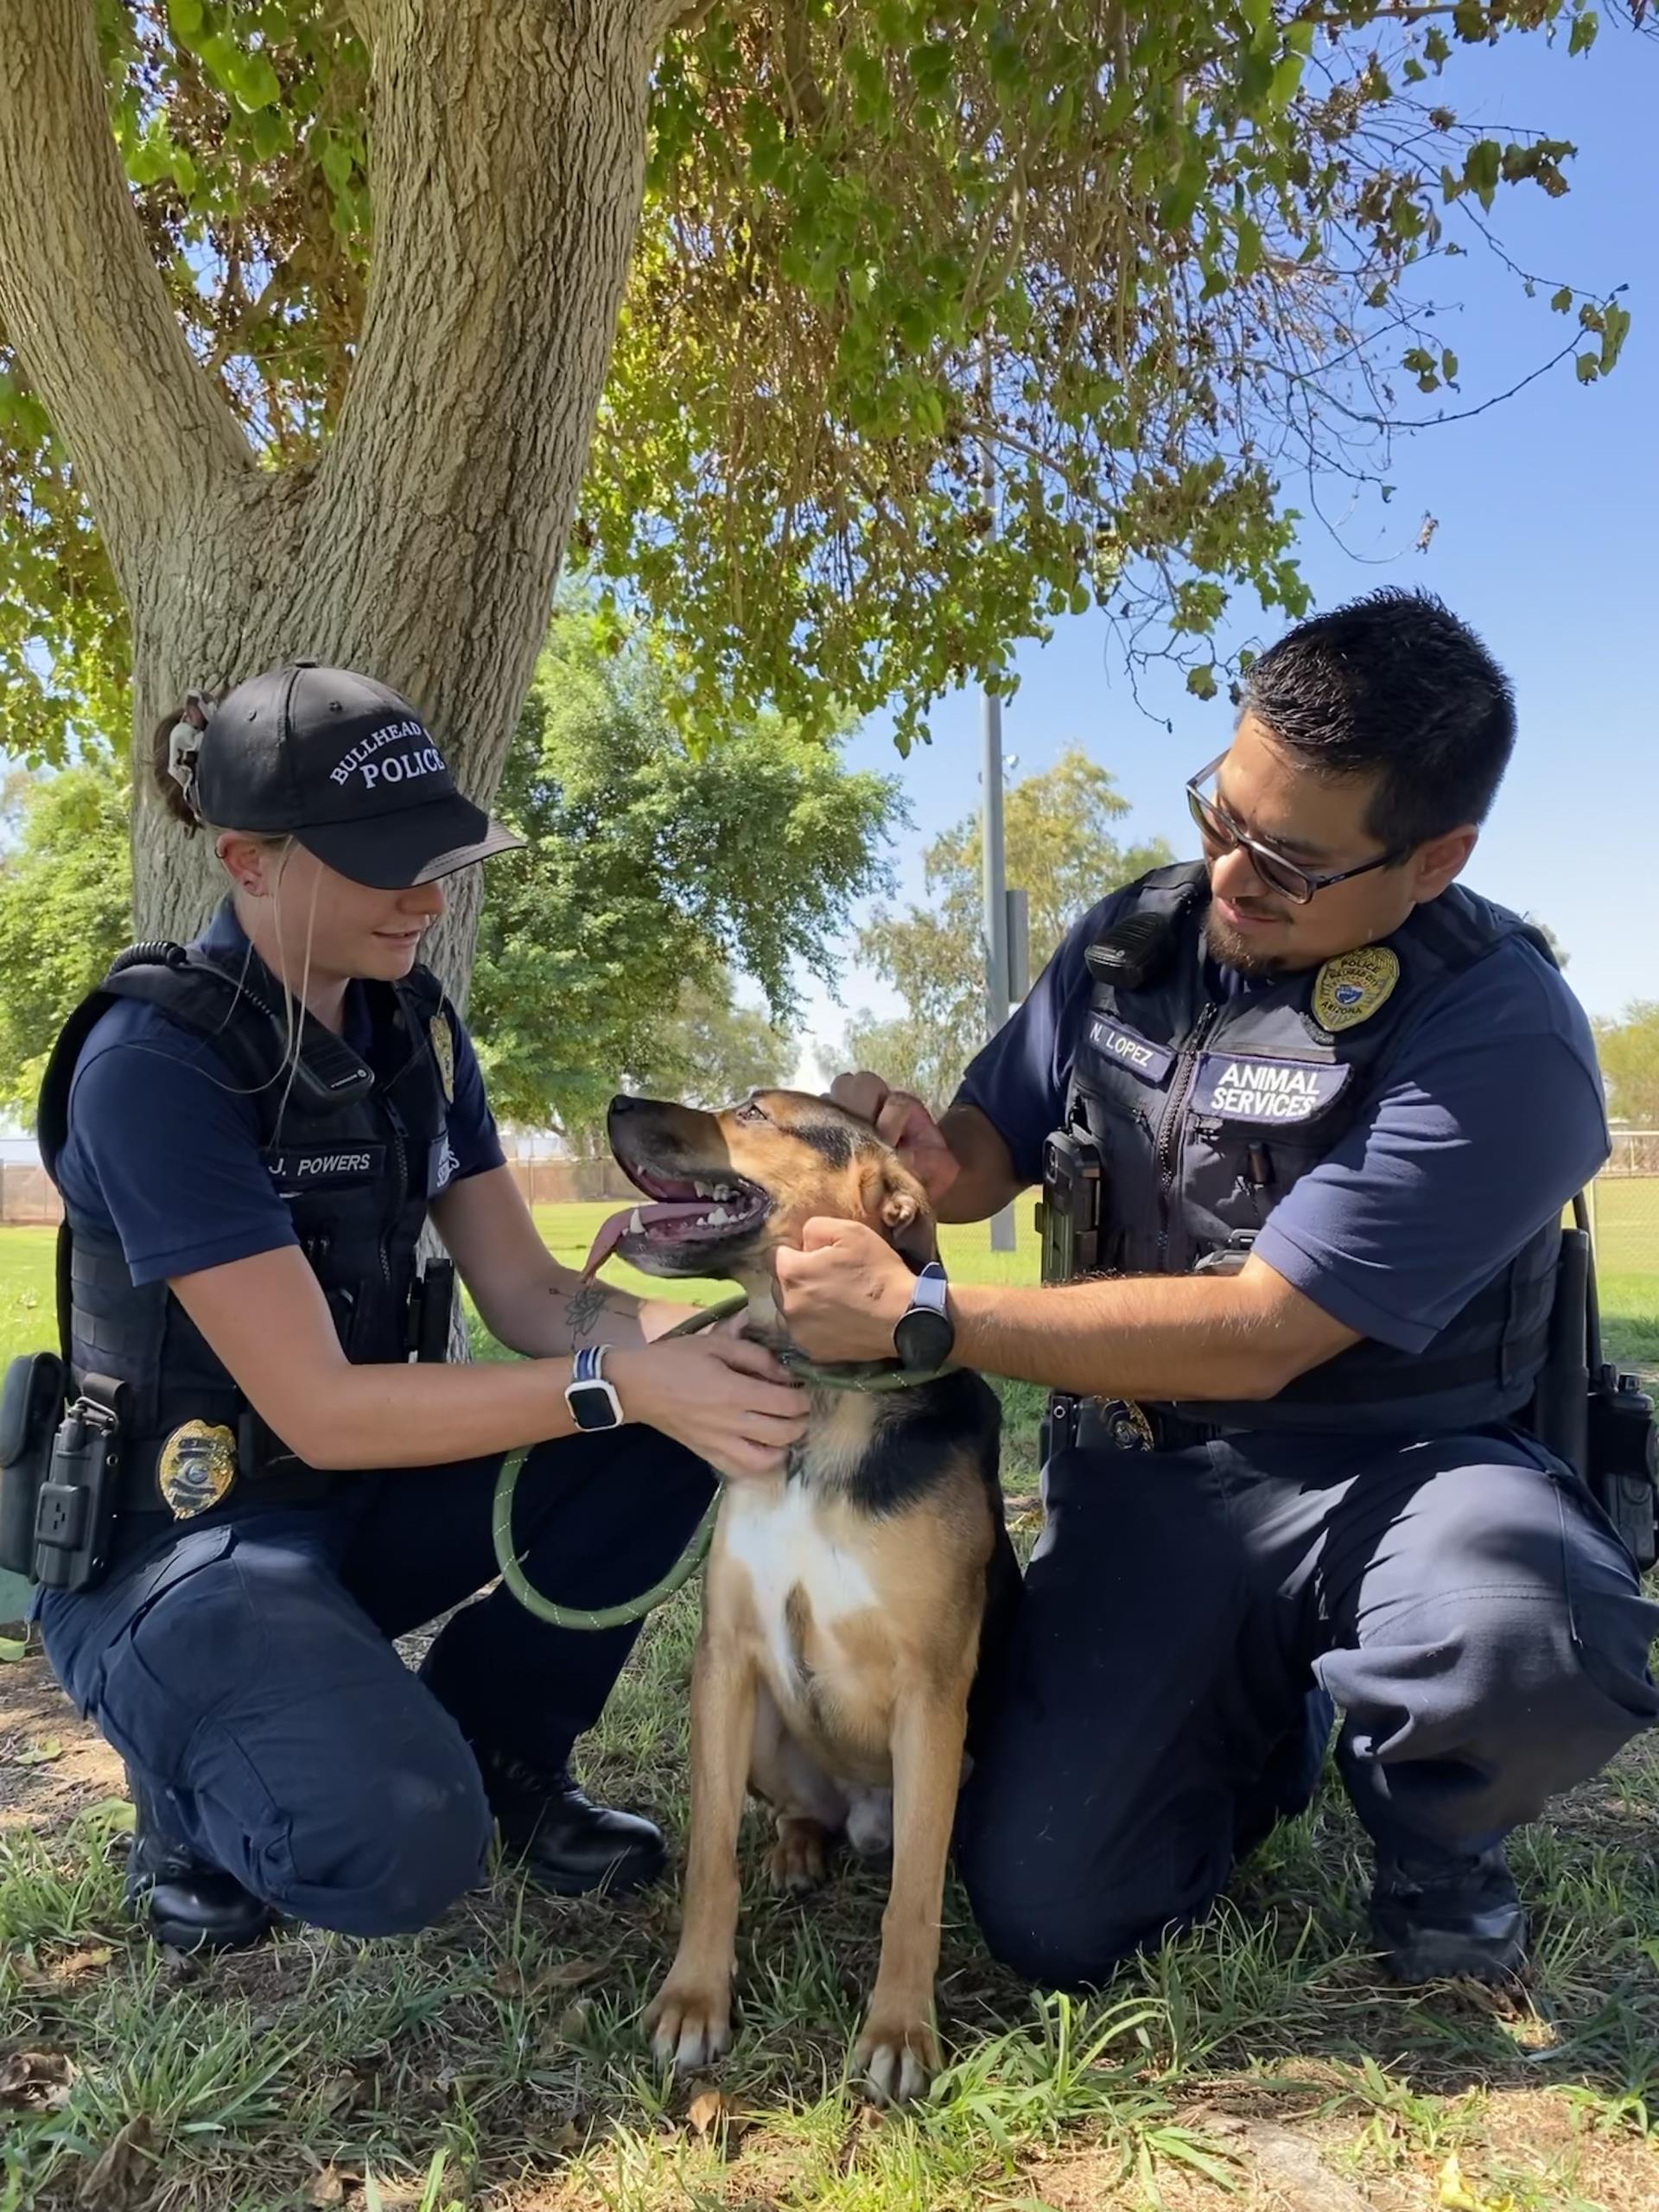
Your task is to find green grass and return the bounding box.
[4,1197,1659,2209]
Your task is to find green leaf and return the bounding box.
[1600,300,1631,372]
[14,1738,63,1766]
[167,0,206,39]
[1462,139,1502,211]
[1185,664,1219,701]
[1267,49,1306,110]
[1574,353,1599,383]
[228,51,283,114]
[1569,10,1599,56]
[1440,348,1459,383]
[1551,285,1574,313]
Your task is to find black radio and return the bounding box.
[1036,1128,1103,1287]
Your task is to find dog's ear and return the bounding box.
[861,1157,937,1271]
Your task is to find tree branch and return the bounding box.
[0,0,254,586]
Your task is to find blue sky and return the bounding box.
[792,21,1656,1075]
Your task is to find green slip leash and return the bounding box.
[491,1293,951,1631]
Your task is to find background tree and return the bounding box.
[467,605,897,1132]
[1595,1005,1659,1128]
[0,2,1636,986]
[0,608,894,1131]
[555,975,795,1157]
[0,759,133,1116]
[847,747,1170,1109]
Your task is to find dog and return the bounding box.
[586,1088,1014,2105]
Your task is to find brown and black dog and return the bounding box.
[587,1088,1014,2105]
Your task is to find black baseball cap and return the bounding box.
[193,661,522,889]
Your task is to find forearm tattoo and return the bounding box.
[565,1279,618,1344]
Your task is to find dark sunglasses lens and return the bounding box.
[1250,849,1309,902]
[1188,785,1225,845]
[1190,784,1312,902]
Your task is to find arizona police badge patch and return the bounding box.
[1311,945,1400,1033]
[157,1421,238,1520]
[429,1014,455,1103]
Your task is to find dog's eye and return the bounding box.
[734,1098,768,1126]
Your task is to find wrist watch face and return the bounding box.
[569,1386,620,1432]
[894,1304,953,1372]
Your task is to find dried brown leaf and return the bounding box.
[77,2113,152,2207]
[687,2088,728,2138]
[0,2048,76,2109]
[54,1945,114,1984]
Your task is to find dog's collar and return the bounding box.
[775,1347,950,1392]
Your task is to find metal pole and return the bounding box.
[980,344,1016,1253]
[1006,887,1030,1003]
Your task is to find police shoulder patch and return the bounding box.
[157,1420,238,1521]
[1311,945,1400,1033]
[429,1013,455,1103]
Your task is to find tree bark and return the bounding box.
[0,0,671,999]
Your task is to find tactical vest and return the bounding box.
[36,917,454,1499]
[1054,863,1563,1433]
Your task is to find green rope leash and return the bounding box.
[491,1294,747,1632]
[492,1294,950,1631]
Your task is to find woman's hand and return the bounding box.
[611,1322,809,1478]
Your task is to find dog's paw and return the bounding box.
[852,2012,938,2107]
[768,1818,831,1894]
[644,1977,733,2073]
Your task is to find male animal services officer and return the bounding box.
[2,661,807,1953]
[777,588,1659,1990]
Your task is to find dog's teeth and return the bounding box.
[693,1180,714,1198]
[715,1185,734,1201]
[706,1204,729,1225]
[628,1208,643,1234]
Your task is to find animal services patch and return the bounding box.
[1311,945,1400,1033]
[157,1421,238,1520]
[1191,1054,1351,1124]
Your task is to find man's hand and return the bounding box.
[827,1071,961,1205]
[773,1218,918,1364]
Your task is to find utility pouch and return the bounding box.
[0,1352,66,1579]
[1036,1128,1103,1287]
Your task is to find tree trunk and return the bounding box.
[0,0,673,1001]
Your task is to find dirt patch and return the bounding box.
[0,1644,125,1831]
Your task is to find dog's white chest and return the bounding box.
[721,1478,878,1689]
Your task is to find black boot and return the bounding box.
[1370,1846,1528,1986]
[124,1784,274,1955]
[474,1745,666,1898]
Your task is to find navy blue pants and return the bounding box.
[38,1429,715,1937]
[956,1427,1659,1989]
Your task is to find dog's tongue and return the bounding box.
[582,1199,710,1277]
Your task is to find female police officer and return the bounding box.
[29,660,807,1953]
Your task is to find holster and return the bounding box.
[30,1374,128,1593]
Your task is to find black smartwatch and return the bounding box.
[893,1260,954,1372]
[564,1344,625,1432]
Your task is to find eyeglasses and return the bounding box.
[1185,754,1403,906]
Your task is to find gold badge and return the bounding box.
[1311,946,1400,1033]
[429,1014,455,1102]
[157,1421,238,1521]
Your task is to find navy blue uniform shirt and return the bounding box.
[957,884,1611,1354]
[54,903,505,1287]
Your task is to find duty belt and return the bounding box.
[1047,1390,1230,1457]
